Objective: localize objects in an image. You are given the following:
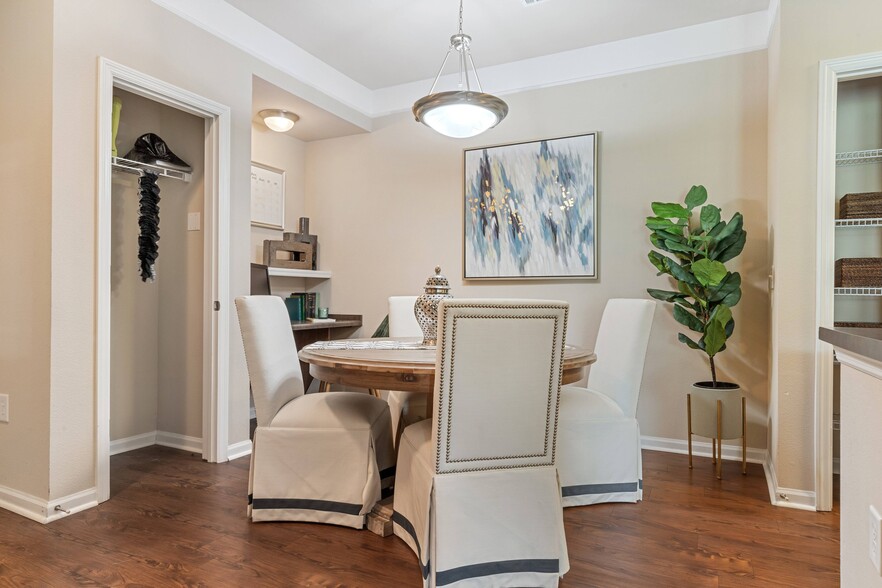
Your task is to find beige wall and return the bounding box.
[0,0,53,500]
[250,119,307,264]
[33,0,363,501]
[768,0,882,493]
[306,52,770,447]
[839,359,882,587]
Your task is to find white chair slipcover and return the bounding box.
[235,296,395,529]
[393,299,570,587]
[557,298,656,507]
[386,295,428,441]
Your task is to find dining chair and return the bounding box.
[386,295,427,442]
[557,298,656,507]
[235,295,395,529]
[393,299,570,587]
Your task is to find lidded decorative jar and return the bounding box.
[415,266,452,345]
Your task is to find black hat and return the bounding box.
[125,133,192,173]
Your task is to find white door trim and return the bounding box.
[815,50,882,512]
[96,58,231,502]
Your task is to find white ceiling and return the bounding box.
[225,0,770,90]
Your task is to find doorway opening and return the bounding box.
[96,59,231,502]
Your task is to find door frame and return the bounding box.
[96,58,231,502]
[815,51,882,512]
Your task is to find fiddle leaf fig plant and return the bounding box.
[646,185,746,387]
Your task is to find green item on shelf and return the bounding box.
[111,96,122,157]
[285,296,303,322]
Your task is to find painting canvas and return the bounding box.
[463,133,597,279]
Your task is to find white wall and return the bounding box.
[306,51,770,447]
[0,0,53,500]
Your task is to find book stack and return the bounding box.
[285,292,319,321]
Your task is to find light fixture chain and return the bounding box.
[458,0,464,35]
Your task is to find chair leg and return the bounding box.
[742,396,747,475]
[716,399,723,480]
[319,381,331,393]
[687,393,693,469]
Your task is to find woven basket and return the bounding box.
[839,192,882,219]
[835,258,882,287]
[834,321,882,328]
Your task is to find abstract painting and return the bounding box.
[463,133,597,279]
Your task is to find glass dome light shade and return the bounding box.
[259,109,299,133]
[413,91,508,139]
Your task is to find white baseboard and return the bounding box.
[763,454,816,511]
[640,435,766,464]
[227,439,252,461]
[110,431,157,456]
[0,484,97,524]
[110,430,203,455]
[155,431,203,453]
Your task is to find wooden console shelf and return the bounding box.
[292,314,363,391]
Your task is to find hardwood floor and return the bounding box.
[0,447,838,587]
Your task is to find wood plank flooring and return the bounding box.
[0,447,839,587]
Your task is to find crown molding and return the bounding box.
[153,0,774,121]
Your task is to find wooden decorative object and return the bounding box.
[839,192,882,219]
[835,257,882,287]
[283,217,318,270]
[263,239,313,270]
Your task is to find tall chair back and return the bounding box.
[388,295,420,337]
[433,299,569,473]
[587,298,656,418]
[235,296,305,426]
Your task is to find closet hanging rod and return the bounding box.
[111,156,192,182]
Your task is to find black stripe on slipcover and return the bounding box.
[561,481,640,497]
[436,558,559,586]
[380,465,397,479]
[247,494,253,505]
[391,511,430,579]
[252,498,362,515]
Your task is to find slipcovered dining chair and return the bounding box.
[557,298,656,507]
[393,299,570,587]
[386,295,427,441]
[235,296,395,529]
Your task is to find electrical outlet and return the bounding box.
[870,505,882,574]
[0,394,8,423]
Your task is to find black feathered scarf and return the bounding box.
[137,172,161,282]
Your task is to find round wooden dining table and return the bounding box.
[298,337,596,399]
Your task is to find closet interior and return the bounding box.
[832,76,882,476]
[109,88,206,458]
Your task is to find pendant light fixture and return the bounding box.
[412,0,508,139]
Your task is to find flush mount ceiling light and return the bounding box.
[259,109,299,133]
[412,0,508,139]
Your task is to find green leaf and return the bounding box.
[647,288,684,302]
[724,317,735,338]
[651,202,690,219]
[709,272,741,302]
[700,204,721,233]
[685,185,708,210]
[707,220,727,238]
[692,259,728,287]
[704,320,727,357]
[716,229,747,263]
[664,239,697,254]
[711,304,732,328]
[673,305,704,333]
[647,251,668,273]
[665,258,700,285]
[678,332,703,350]
[713,212,743,244]
[646,217,680,231]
